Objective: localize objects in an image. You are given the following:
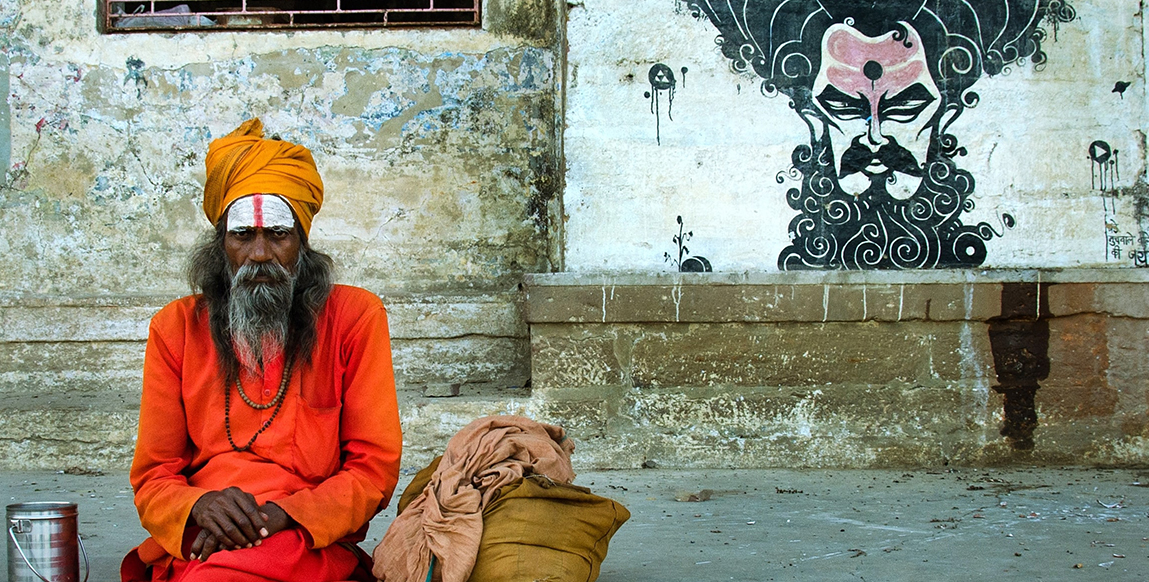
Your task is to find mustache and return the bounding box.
[838,135,923,178]
[232,261,292,287]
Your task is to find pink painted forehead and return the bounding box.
[822,24,928,96]
[226,194,295,231]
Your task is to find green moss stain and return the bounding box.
[486,0,559,47]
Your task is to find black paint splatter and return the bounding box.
[646,63,676,145]
[1113,81,1131,98]
[664,215,712,272]
[1089,140,1119,191]
[1044,0,1076,41]
[124,57,148,98]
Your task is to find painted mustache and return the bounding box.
[838,135,923,178]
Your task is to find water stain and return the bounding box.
[988,283,1051,450]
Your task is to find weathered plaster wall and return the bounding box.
[524,271,1149,468]
[5,1,1149,473]
[0,0,564,468]
[564,0,1148,272]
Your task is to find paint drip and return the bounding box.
[646,64,676,145]
[1089,140,1119,191]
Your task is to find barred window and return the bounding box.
[102,1,480,32]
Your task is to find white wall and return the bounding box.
[564,0,1146,272]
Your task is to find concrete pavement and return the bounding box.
[3,466,1147,581]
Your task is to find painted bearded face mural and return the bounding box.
[687,0,1076,269]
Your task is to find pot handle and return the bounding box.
[9,520,90,582]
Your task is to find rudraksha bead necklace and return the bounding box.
[225,360,293,453]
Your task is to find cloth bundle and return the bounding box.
[373,415,628,582]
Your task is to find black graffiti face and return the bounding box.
[811,23,940,200]
[684,0,1075,270]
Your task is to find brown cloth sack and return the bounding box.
[395,459,630,582]
[397,456,442,515]
[468,475,630,582]
[377,416,576,582]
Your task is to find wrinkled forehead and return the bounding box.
[815,23,934,97]
[226,194,295,231]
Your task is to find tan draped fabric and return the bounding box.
[373,416,576,582]
[203,118,324,235]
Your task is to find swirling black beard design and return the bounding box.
[778,133,1004,270]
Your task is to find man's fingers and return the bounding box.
[198,520,230,546]
[198,533,219,561]
[221,488,265,543]
[190,529,209,559]
[227,488,265,525]
[217,513,257,548]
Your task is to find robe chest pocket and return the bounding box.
[300,373,342,409]
[292,401,341,480]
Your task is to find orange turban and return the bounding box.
[203,118,324,236]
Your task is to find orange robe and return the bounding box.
[123,285,402,581]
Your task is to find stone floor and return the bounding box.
[3,466,1148,581]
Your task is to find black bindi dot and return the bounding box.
[863,60,883,81]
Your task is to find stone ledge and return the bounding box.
[524,269,1149,287]
[525,270,1149,323]
[0,292,526,342]
[529,322,995,390]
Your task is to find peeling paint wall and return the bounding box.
[6,0,1149,472]
[1,13,562,296]
[0,0,564,468]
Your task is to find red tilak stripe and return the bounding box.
[252,193,264,228]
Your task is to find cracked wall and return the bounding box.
[0,0,564,469]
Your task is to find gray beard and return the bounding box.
[228,261,295,373]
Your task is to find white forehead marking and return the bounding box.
[227,194,295,231]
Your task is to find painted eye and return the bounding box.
[815,86,870,121]
[882,101,933,121]
[820,99,867,120]
[878,84,937,122]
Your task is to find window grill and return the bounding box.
[102,1,480,32]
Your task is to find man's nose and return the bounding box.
[865,115,888,149]
[248,234,273,263]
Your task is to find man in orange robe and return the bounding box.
[121,119,402,582]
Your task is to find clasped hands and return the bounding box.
[188,487,293,561]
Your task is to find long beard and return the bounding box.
[228,261,295,373]
[778,132,997,270]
